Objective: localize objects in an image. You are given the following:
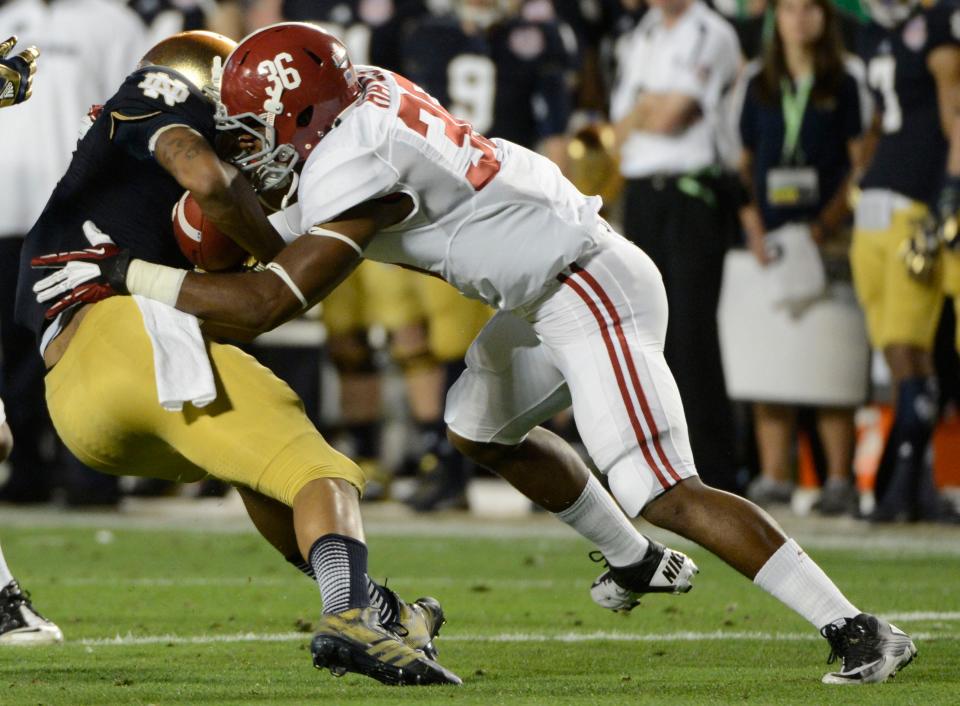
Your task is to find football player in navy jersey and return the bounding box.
[402,0,576,160]
[853,0,960,522]
[248,0,427,70]
[0,34,62,647]
[15,31,460,685]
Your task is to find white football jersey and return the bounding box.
[297,67,602,310]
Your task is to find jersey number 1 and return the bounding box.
[868,56,902,134]
[394,74,500,190]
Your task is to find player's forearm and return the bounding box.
[155,126,285,262]
[176,269,300,332]
[192,163,286,263]
[631,93,700,135]
[946,114,960,177]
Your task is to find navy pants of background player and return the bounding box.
[622,176,742,494]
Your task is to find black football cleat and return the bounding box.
[821,613,917,684]
[311,607,462,686]
[0,579,63,645]
[589,540,698,612]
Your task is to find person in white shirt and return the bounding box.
[610,0,744,494]
[36,23,917,684]
[0,0,147,505]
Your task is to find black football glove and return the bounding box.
[0,36,39,108]
[937,175,960,251]
[31,222,132,319]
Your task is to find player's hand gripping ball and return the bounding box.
[172,191,246,271]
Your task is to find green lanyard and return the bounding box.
[780,75,813,165]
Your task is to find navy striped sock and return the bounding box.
[308,534,371,615]
[288,551,398,625]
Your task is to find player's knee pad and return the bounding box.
[257,432,368,505]
[895,376,938,445]
[327,331,377,374]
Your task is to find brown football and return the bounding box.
[171,191,246,271]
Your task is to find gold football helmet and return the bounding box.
[138,30,236,96]
[565,124,624,210]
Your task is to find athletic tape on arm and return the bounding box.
[126,260,187,307]
[307,226,364,256]
[265,262,308,308]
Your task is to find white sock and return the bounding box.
[754,538,858,629]
[554,474,650,566]
[0,542,14,586]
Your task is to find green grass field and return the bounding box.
[1,509,959,705]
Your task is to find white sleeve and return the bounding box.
[298,147,400,231]
[844,54,874,132]
[609,30,642,122]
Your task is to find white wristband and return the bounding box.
[126,259,187,307]
[307,226,363,256]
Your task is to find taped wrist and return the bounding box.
[126,259,187,307]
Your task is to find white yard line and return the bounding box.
[73,629,958,648]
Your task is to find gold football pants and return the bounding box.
[851,200,944,351]
[45,297,365,505]
[322,261,491,361]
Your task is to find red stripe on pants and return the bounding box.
[558,272,670,489]
[570,264,683,483]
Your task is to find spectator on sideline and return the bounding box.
[610,0,743,493]
[735,0,868,513]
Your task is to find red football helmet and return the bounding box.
[215,22,362,191]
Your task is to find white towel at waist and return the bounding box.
[134,295,216,411]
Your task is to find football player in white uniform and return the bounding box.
[36,23,916,684]
[0,35,62,646]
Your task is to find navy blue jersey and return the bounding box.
[15,66,214,344]
[858,1,960,202]
[282,0,427,71]
[401,11,575,147]
[552,0,623,49]
[739,65,864,229]
[127,0,206,30]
